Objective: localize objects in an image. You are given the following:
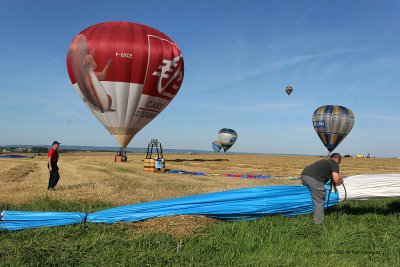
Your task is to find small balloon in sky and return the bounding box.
[285,86,293,95]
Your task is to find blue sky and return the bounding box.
[0,0,399,157]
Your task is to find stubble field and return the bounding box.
[2,152,399,207]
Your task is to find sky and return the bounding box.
[0,0,399,157]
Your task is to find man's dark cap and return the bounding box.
[52,141,61,145]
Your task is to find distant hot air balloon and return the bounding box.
[218,128,238,152]
[212,141,222,153]
[312,105,354,153]
[285,86,293,95]
[67,22,184,148]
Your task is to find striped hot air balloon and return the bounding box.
[218,128,238,152]
[312,105,355,153]
[67,22,184,148]
[212,141,222,153]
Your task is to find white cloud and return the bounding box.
[358,115,400,122]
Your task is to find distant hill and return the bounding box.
[0,144,316,156]
[0,144,215,155]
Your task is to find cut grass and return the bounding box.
[1,197,399,266]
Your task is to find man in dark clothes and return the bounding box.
[301,153,343,225]
[47,141,60,190]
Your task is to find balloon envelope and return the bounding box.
[67,22,184,147]
[218,128,238,152]
[212,141,222,153]
[312,105,354,152]
[285,86,293,95]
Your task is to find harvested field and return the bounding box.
[1,153,400,205]
[1,152,399,236]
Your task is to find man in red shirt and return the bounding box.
[48,141,60,190]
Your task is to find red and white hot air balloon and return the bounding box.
[66,22,184,147]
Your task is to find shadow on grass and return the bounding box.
[168,159,229,162]
[326,200,400,216]
[0,196,113,213]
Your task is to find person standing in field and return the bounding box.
[300,153,344,225]
[47,141,61,191]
